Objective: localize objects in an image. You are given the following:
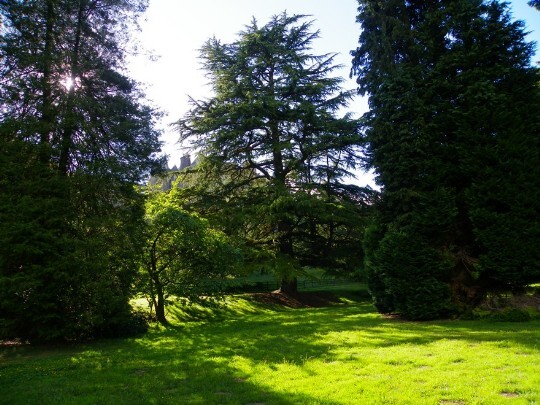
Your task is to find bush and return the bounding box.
[489,308,531,322]
[97,310,149,338]
[368,229,454,320]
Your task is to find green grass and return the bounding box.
[1,288,539,404]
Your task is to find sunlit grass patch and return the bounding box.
[1,290,539,404]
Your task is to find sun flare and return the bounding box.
[61,76,81,91]
[61,76,74,90]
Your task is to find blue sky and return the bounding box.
[128,1,540,187]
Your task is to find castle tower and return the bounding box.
[179,154,191,170]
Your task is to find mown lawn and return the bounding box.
[1,288,539,404]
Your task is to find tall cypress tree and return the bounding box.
[352,0,540,319]
[0,0,161,341]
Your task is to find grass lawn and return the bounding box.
[1,286,539,404]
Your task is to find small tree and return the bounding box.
[141,191,241,324]
[177,13,367,293]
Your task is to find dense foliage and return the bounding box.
[0,0,162,341]
[140,189,242,324]
[352,0,540,319]
[177,13,372,292]
[3,0,537,341]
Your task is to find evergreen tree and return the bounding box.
[352,0,540,318]
[177,13,369,292]
[0,0,161,341]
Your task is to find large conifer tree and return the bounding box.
[178,13,368,293]
[0,0,161,341]
[352,0,540,318]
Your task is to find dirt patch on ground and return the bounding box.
[0,339,27,347]
[248,290,343,308]
[480,291,540,312]
[510,293,540,310]
[500,392,520,398]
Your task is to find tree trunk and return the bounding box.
[58,0,85,175]
[269,99,298,294]
[150,246,168,324]
[39,0,56,163]
[277,217,298,294]
[279,277,298,294]
[155,284,168,324]
[449,196,484,310]
[449,252,485,311]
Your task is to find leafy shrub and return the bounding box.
[368,228,454,320]
[97,310,149,338]
[489,308,531,322]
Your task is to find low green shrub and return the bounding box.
[97,310,149,338]
[488,308,531,322]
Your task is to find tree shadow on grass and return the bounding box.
[1,337,340,404]
[117,301,540,401]
[2,299,539,404]
[141,298,540,369]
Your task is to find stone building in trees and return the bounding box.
[149,154,195,191]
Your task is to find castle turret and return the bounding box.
[179,154,191,170]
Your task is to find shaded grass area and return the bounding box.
[1,287,539,404]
